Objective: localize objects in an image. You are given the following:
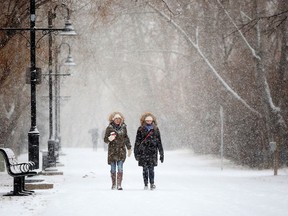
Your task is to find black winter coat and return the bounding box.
[134,126,164,167]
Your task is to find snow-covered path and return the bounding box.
[1,148,288,216]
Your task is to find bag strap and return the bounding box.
[140,130,153,144]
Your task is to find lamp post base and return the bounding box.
[28,130,40,169]
[55,137,60,162]
[48,139,56,167]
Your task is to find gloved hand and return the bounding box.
[128,149,132,157]
[160,155,164,163]
[135,154,139,161]
[108,135,115,142]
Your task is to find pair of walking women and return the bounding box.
[104,112,164,190]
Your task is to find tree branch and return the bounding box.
[217,0,261,60]
[147,2,261,117]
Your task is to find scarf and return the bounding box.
[111,122,121,130]
[145,124,153,131]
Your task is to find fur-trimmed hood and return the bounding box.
[140,112,158,126]
[108,111,125,123]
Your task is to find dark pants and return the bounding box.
[143,166,155,185]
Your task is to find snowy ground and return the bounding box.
[0,148,288,216]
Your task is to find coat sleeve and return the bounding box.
[156,128,164,157]
[134,127,142,161]
[104,126,111,144]
[124,126,132,150]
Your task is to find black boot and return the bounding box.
[143,167,149,189]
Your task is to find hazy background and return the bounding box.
[1,0,288,168]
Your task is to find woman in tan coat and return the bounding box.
[104,112,132,190]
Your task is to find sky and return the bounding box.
[1,148,288,216]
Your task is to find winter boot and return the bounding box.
[111,173,116,190]
[150,184,156,190]
[117,172,123,190]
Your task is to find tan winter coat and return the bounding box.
[104,112,131,165]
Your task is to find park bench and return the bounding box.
[0,148,38,196]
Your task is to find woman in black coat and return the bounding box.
[134,112,164,190]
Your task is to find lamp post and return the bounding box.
[47,5,77,168]
[54,42,76,161]
[47,10,55,168]
[0,1,76,169]
[28,0,39,169]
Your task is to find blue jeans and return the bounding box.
[110,161,124,174]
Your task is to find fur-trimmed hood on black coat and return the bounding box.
[134,113,164,167]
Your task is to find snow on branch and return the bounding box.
[160,0,175,15]
[217,1,287,129]
[264,76,287,130]
[264,75,287,128]
[264,77,280,113]
[217,0,261,60]
[240,11,252,21]
[147,3,261,117]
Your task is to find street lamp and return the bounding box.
[54,42,76,161]
[28,0,39,169]
[61,21,77,36]
[57,3,77,36]
[64,54,76,66]
[47,4,77,169]
[0,1,77,169]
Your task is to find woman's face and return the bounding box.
[114,118,121,125]
[145,119,153,125]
